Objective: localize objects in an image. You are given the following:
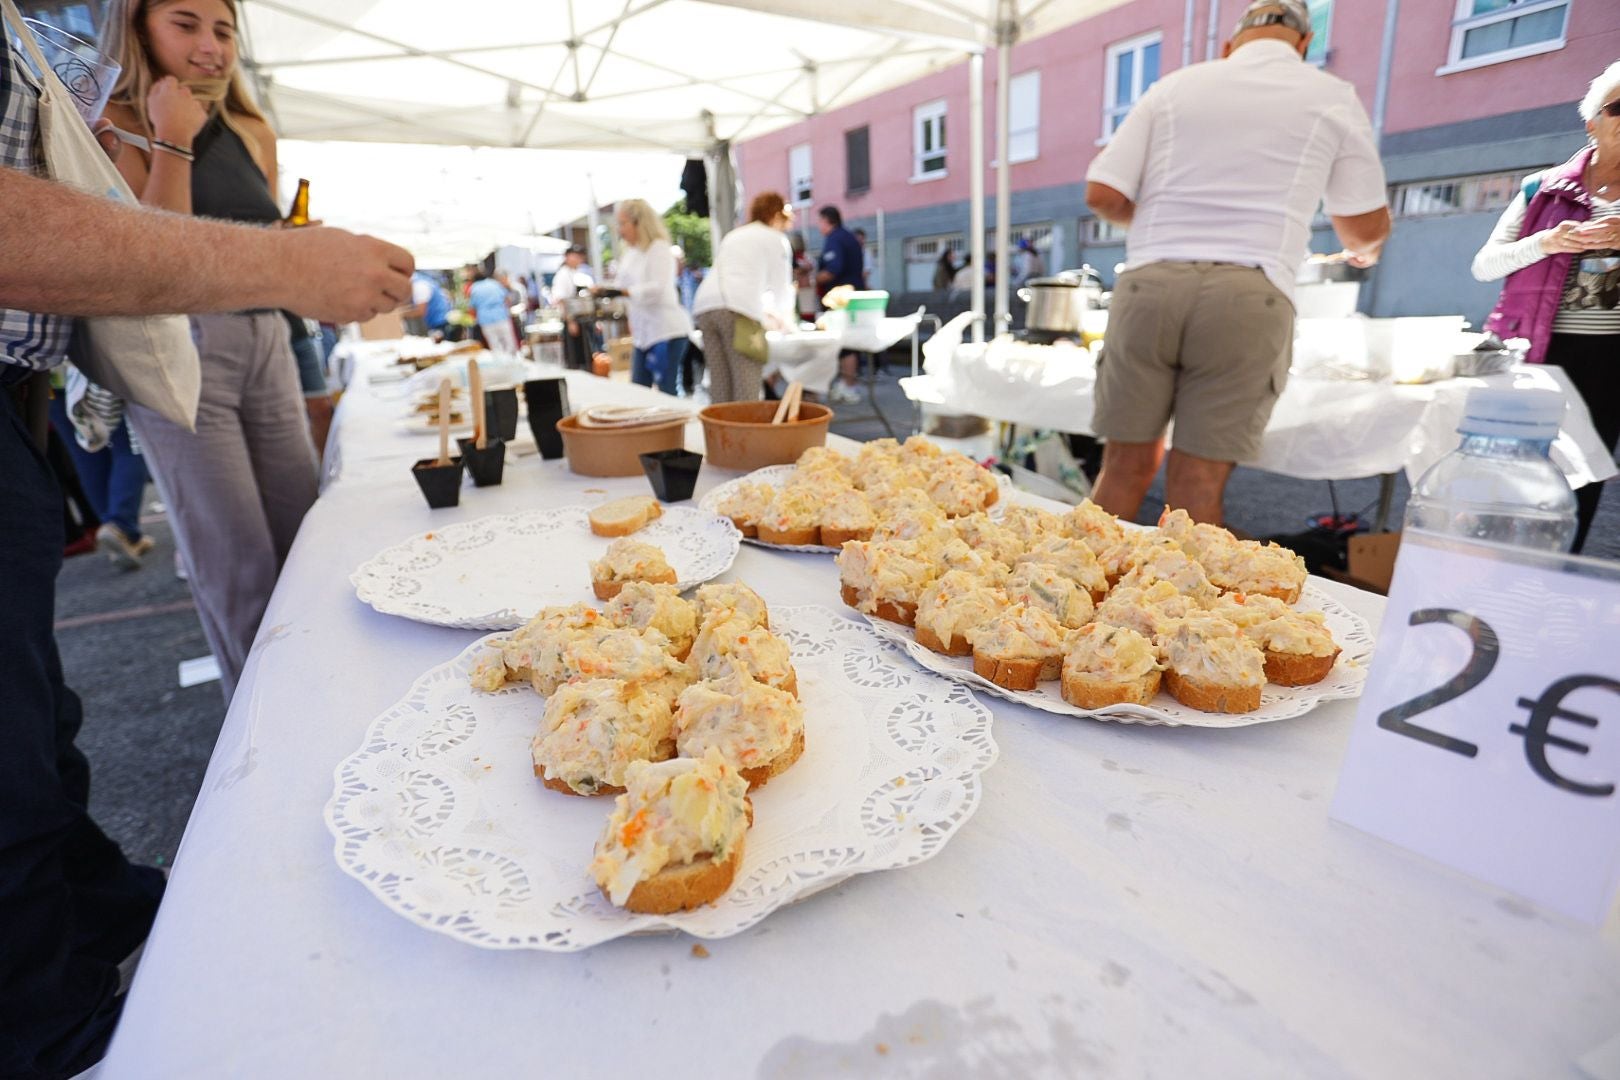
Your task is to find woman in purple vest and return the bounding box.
[1473,61,1620,554]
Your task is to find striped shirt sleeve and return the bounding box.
[1470,192,1549,282]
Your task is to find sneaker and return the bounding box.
[96,523,152,570]
[64,526,99,558]
[829,382,862,405]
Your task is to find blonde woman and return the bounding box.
[103,0,318,700]
[608,199,692,394]
[692,191,796,402]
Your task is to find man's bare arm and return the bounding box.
[1330,207,1392,266]
[0,166,413,323]
[1085,182,1135,227]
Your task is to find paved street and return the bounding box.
[56,363,1618,871]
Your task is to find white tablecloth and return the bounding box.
[100,348,1620,1078]
[915,338,1617,487]
[689,327,843,395]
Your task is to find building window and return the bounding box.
[1087,218,1127,243]
[913,99,947,180]
[845,126,870,194]
[1103,32,1162,138]
[788,143,812,207]
[1305,0,1332,65]
[1389,170,1529,218]
[1442,0,1568,74]
[1008,70,1040,164]
[16,1,102,40]
[902,233,965,291]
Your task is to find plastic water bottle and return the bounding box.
[1404,388,1578,552]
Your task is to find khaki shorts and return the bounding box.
[1094,261,1294,462]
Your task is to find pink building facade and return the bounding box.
[736,0,1618,321]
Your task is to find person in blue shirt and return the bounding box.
[815,205,868,403]
[408,270,452,339]
[468,269,519,354]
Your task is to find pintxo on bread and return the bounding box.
[834,491,1332,716]
[469,567,804,912]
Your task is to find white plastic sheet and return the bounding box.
[917,340,1618,485]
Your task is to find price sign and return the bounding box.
[1331,530,1620,925]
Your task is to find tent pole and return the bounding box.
[992,3,1014,335]
[968,50,985,345]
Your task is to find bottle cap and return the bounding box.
[1457,387,1565,440]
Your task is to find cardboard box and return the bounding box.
[359,310,406,341]
[606,336,633,372]
[1322,531,1402,595]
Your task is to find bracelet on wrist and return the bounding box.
[151,138,195,163]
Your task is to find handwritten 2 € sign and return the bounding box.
[1331,531,1620,926]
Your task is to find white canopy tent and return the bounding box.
[241,0,1131,333]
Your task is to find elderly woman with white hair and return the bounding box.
[1472,60,1620,553]
[608,198,692,395]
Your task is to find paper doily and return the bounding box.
[860,582,1375,728]
[351,505,741,630]
[325,604,999,950]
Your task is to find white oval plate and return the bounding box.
[859,582,1375,728]
[351,505,741,630]
[324,604,999,951]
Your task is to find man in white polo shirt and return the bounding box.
[1084,0,1391,525]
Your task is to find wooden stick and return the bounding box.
[468,357,487,449]
[771,388,791,424]
[436,378,452,465]
[786,381,804,422]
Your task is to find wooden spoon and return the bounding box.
[468,357,487,450]
[436,378,452,466]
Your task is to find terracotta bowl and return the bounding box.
[698,401,834,471]
[556,414,688,477]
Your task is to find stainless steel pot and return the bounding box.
[1017,268,1104,335]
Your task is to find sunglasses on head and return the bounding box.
[1605,100,1620,119]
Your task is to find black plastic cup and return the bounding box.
[641,449,703,503]
[412,457,465,508]
[456,437,507,487]
[483,387,519,442]
[523,377,570,460]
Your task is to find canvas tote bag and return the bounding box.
[4,0,201,429]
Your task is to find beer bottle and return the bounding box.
[285,179,312,227]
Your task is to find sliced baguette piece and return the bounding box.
[738,727,805,790]
[728,517,759,539]
[838,584,916,626]
[617,801,753,914]
[1060,668,1162,710]
[1162,669,1262,713]
[818,525,872,547]
[915,624,973,657]
[972,651,1061,691]
[535,771,625,797]
[589,495,663,537]
[1263,646,1340,687]
[592,567,678,601]
[757,523,821,546]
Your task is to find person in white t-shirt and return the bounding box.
[608,199,692,395]
[693,191,797,402]
[550,245,596,370]
[1084,0,1390,526]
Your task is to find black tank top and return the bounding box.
[187,115,310,337]
[189,114,279,225]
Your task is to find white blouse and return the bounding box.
[613,242,692,349]
[692,221,795,326]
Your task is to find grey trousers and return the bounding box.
[696,308,764,403]
[128,311,318,701]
